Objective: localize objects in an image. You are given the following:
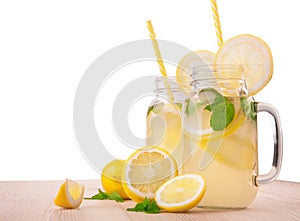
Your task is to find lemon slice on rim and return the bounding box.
[215,34,273,95]
[176,50,215,91]
[155,174,206,212]
[54,178,85,209]
[122,146,177,202]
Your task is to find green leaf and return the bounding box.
[225,102,235,126]
[210,103,227,131]
[240,97,257,121]
[175,102,183,109]
[210,99,235,131]
[107,191,124,202]
[147,102,165,116]
[147,105,154,116]
[146,200,160,214]
[127,198,160,214]
[185,99,191,116]
[204,104,212,111]
[204,90,226,112]
[84,189,124,202]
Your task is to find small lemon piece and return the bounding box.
[123,146,177,202]
[54,178,85,209]
[215,34,273,95]
[155,174,206,212]
[101,159,129,199]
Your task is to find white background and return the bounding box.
[0,0,299,182]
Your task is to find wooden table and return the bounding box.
[0,180,299,221]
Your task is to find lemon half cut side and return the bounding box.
[123,146,178,202]
[155,174,206,212]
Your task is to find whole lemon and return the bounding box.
[101,159,129,199]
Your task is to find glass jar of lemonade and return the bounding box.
[146,76,187,170]
[182,65,283,208]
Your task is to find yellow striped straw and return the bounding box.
[210,0,223,47]
[146,20,174,102]
[146,20,167,77]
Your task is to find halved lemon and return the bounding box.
[54,178,85,209]
[215,34,273,95]
[176,50,215,91]
[155,174,206,212]
[123,146,177,202]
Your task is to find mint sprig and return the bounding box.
[127,198,160,214]
[84,189,124,202]
[147,105,154,116]
[210,101,235,131]
[147,102,165,116]
[202,88,235,131]
[240,97,257,121]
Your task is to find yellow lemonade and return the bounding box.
[146,102,183,169]
[182,94,258,208]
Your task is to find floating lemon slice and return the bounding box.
[54,178,85,209]
[155,174,206,212]
[215,34,273,95]
[176,50,215,91]
[122,146,177,202]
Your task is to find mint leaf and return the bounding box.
[127,202,146,212]
[210,103,227,131]
[146,200,160,214]
[107,191,125,202]
[185,99,191,116]
[187,88,236,131]
[240,97,257,121]
[204,90,226,112]
[203,91,235,131]
[204,105,212,111]
[147,105,154,116]
[147,102,165,116]
[175,102,183,109]
[84,189,124,202]
[127,198,160,214]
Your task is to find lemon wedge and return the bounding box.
[176,50,215,91]
[215,34,273,95]
[155,174,206,212]
[122,146,177,202]
[54,178,85,209]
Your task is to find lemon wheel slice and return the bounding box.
[215,34,273,95]
[176,50,215,92]
[155,174,206,212]
[54,178,85,209]
[123,146,177,202]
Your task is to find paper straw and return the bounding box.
[210,0,223,47]
[146,20,167,77]
[146,20,174,102]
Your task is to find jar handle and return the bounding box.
[255,102,283,185]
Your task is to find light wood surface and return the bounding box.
[0,180,299,221]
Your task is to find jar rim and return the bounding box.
[191,64,264,79]
[154,76,189,92]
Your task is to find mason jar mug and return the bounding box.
[182,65,283,208]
